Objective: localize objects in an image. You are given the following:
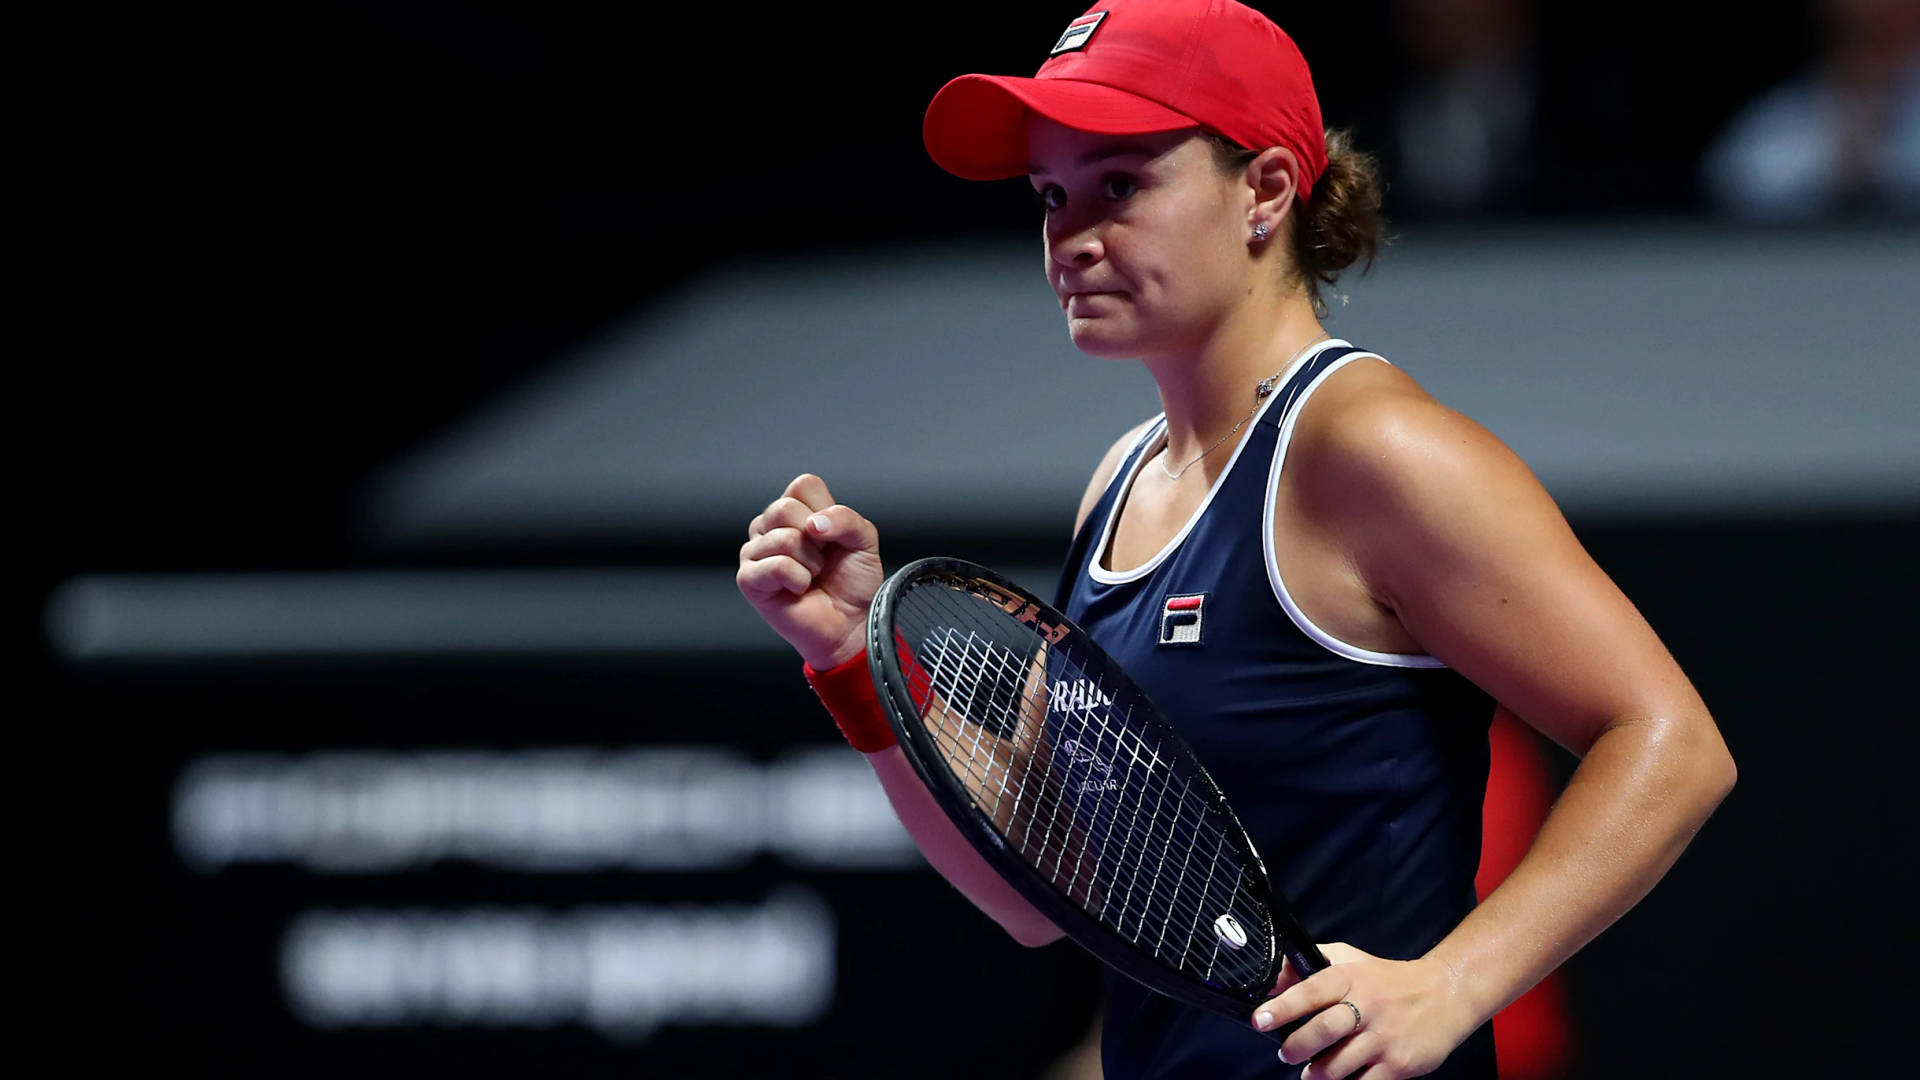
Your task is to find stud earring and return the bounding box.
[1251,222,1270,241]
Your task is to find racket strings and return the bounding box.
[909,619,1222,893]
[909,613,1242,872]
[912,626,1262,987]
[898,582,1273,989]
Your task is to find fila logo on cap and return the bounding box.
[1051,11,1108,55]
[1159,593,1207,646]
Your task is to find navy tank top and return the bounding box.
[1053,340,1499,1079]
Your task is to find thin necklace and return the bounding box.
[1157,331,1330,481]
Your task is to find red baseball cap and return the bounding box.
[923,0,1329,201]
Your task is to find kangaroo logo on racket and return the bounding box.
[1058,738,1117,793]
[1212,913,1249,950]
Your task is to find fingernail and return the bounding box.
[809,515,829,532]
[1255,1010,1273,1031]
[1276,1047,1291,1064]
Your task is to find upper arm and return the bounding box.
[1074,417,1157,540]
[1297,367,1727,763]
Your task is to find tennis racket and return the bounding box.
[866,556,1329,1042]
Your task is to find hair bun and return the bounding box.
[1291,129,1388,319]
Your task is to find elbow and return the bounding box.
[1713,745,1738,802]
[1685,720,1737,808]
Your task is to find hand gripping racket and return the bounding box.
[867,557,1329,1042]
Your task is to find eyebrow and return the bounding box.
[1026,142,1163,176]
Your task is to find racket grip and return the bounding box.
[1283,938,1331,980]
[1274,902,1331,981]
[1256,923,1334,1046]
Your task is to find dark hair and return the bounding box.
[1206,129,1389,319]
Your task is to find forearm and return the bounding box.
[865,744,1066,947]
[1427,714,1737,1027]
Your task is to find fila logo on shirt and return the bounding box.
[1159,592,1207,646]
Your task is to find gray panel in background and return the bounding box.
[368,224,1918,548]
[46,567,1064,660]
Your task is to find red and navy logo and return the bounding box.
[1159,592,1207,646]
[1051,11,1108,55]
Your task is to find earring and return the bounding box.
[1251,222,1270,241]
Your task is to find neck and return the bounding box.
[1141,290,1329,474]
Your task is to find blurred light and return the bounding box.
[281,889,834,1040]
[174,747,921,873]
[45,567,1061,660]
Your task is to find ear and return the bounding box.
[1245,146,1301,238]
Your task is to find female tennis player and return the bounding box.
[737,2,1737,1077]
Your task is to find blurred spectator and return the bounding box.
[1700,0,1920,218]
[1388,0,1542,215]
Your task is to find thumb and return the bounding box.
[806,504,879,554]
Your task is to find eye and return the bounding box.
[1032,184,1066,213]
[1101,173,1138,200]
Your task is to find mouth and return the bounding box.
[1062,290,1122,310]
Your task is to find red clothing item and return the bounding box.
[1477,711,1576,1080]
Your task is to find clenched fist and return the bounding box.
[736,473,885,670]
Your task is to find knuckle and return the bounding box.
[1315,1012,1345,1046]
[736,566,770,597]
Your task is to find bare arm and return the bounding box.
[1255,363,1736,1075]
[741,473,1066,947]
[1327,371,1736,1026]
[861,419,1151,946]
[854,420,1149,947]
[863,742,1066,947]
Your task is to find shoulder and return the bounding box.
[1072,415,1159,540]
[1292,357,1525,506]
[1289,356,1560,598]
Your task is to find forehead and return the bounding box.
[1023,116,1198,176]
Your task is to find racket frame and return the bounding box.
[867,557,1328,1031]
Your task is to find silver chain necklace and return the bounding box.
[1157,332,1330,480]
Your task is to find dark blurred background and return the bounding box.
[41,1,1918,1076]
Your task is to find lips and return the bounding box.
[1062,290,1121,310]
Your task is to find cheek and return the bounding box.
[1124,228,1237,310]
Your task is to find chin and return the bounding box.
[1066,318,1147,359]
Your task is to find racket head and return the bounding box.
[867,557,1326,1026]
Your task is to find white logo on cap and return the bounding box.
[1051,11,1108,56]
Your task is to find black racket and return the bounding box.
[866,557,1329,1042]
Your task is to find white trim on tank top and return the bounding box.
[1263,352,1448,668]
[1087,338,1350,585]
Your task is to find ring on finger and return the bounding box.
[1339,999,1363,1034]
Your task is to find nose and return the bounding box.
[1047,217,1103,271]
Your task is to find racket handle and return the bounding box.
[1283,938,1331,980]
[1274,904,1331,980]
[1256,923,1334,1047]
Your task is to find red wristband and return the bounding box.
[802,648,896,753]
